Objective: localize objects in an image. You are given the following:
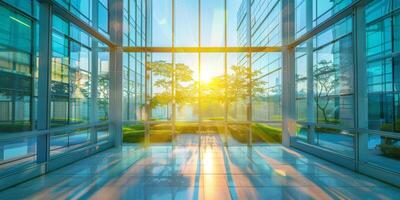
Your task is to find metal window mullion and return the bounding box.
[109,0,124,147]
[172,0,176,141]
[247,0,252,146]
[31,13,37,131]
[306,0,315,144]
[144,0,151,145]
[282,0,295,147]
[90,0,99,144]
[354,2,368,167]
[134,0,138,121]
[224,0,228,145]
[37,1,52,164]
[198,0,201,132]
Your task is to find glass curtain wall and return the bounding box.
[50,14,111,157]
[292,0,400,186]
[362,0,400,173]
[294,17,355,158]
[122,0,146,144]
[0,0,112,188]
[121,0,283,145]
[0,1,39,171]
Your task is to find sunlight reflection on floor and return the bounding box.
[1,134,399,200]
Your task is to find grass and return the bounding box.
[251,123,282,143]
[123,124,145,143]
[0,122,31,132]
[379,144,400,160]
[122,122,283,144]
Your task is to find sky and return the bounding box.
[152,0,243,47]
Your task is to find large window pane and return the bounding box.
[175,0,199,46]
[295,0,353,38]
[151,0,172,46]
[251,0,282,46]
[149,53,172,121]
[0,5,33,133]
[294,16,354,157]
[252,52,282,123]
[201,0,224,47]
[175,53,199,121]
[200,53,224,121]
[227,53,249,121]
[366,134,400,173]
[365,3,400,133]
[227,0,245,47]
[51,15,93,127]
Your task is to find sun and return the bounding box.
[200,67,214,83]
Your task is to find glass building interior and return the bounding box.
[0,0,400,199]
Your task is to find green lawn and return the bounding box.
[122,122,282,144]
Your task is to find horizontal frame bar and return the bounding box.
[123,46,282,53]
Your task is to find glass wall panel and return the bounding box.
[149,53,172,121]
[151,0,172,46]
[366,1,400,132]
[175,0,199,47]
[251,0,282,46]
[295,43,308,122]
[97,48,109,121]
[295,0,353,39]
[175,53,199,122]
[227,53,249,122]
[55,0,92,24]
[0,5,34,133]
[361,0,400,174]
[0,136,36,170]
[314,126,354,158]
[98,0,109,35]
[50,128,90,157]
[4,0,34,15]
[252,52,282,143]
[294,16,354,157]
[201,0,224,47]
[200,53,224,121]
[227,0,245,47]
[366,133,400,173]
[96,128,110,141]
[252,52,282,122]
[51,15,92,127]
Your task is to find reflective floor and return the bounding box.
[1,134,399,199]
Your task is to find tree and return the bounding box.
[148,61,196,107]
[148,61,268,120]
[313,60,339,123]
[97,76,109,119]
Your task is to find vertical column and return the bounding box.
[198,0,201,134]
[90,0,100,144]
[109,0,124,147]
[354,4,367,167]
[224,0,228,146]
[246,0,252,147]
[144,0,152,145]
[305,0,315,144]
[197,0,203,138]
[37,1,52,164]
[281,0,295,147]
[171,0,176,142]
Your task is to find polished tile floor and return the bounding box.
[1,134,400,199]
